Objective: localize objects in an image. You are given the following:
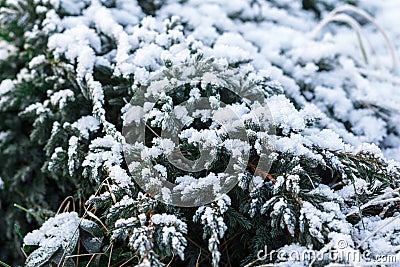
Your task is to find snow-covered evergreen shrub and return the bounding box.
[1,0,400,266]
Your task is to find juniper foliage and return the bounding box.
[1,0,400,266]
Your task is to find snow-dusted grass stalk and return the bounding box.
[357,213,400,249]
[312,13,371,65]
[311,5,397,70]
[346,186,400,217]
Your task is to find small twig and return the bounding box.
[105,179,117,204]
[243,258,261,267]
[305,173,316,189]
[108,244,113,267]
[195,248,202,267]
[247,162,276,184]
[66,252,105,258]
[309,243,333,266]
[145,121,161,138]
[84,207,108,231]
[85,254,96,267]
[20,247,28,258]
[119,255,138,267]
[57,177,113,267]
[165,251,175,267]
[220,230,243,248]
[57,218,81,267]
[346,187,400,217]
[57,196,76,215]
[184,235,211,257]
[357,213,400,249]
[76,239,80,266]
